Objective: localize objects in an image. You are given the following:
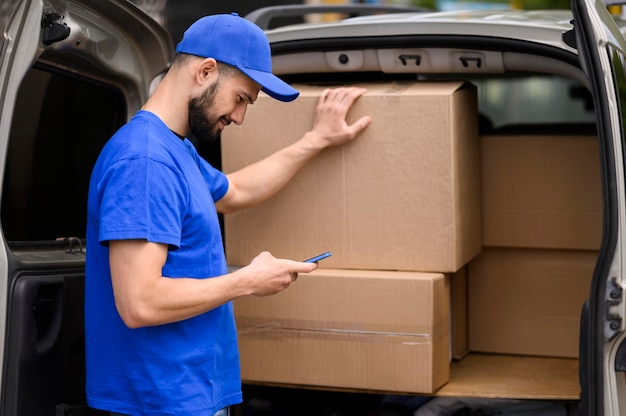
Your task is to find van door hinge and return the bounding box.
[41,13,70,46]
[606,277,623,341]
[562,20,577,50]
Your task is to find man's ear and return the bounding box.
[196,58,218,84]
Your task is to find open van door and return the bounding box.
[571,0,626,414]
[0,1,172,415]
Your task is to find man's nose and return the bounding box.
[230,105,247,125]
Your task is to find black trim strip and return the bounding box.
[270,34,580,67]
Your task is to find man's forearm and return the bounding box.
[220,132,325,212]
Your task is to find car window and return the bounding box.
[472,74,595,130]
[1,66,126,245]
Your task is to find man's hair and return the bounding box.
[171,53,242,79]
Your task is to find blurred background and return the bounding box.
[128,0,572,45]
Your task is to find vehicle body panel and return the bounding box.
[571,0,626,414]
[0,1,172,414]
[2,0,626,414]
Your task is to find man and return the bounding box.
[84,12,371,416]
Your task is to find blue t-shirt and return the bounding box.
[85,111,241,415]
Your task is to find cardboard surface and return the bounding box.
[438,353,580,400]
[481,134,602,250]
[222,82,481,272]
[468,247,596,358]
[235,268,450,393]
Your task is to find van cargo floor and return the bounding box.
[438,353,579,400]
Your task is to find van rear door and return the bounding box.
[570,0,626,414]
[0,1,172,415]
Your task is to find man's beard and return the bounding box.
[188,81,224,143]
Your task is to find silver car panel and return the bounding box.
[0,1,171,414]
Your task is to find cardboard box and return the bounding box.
[481,134,602,250]
[222,82,481,273]
[468,247,596,358]
[235,268,450,393]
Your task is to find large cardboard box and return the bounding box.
[235,268,450,393]
[468,247,596,358]
[481,134,602,250]
[222,82,481,273]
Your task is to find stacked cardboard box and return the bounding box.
[480,134,601,251]
[469,134,601,358]
[222,81,481,393]
[223,82,481,273]
[235,269,451,393]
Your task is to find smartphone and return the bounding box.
[303,251,332,263]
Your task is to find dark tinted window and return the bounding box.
[473,75,595,129]
[2,67,125,243]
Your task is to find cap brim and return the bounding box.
[239,67,299,102]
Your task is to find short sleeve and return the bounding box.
[97,157,187,248]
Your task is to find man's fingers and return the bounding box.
[320,87,367,106]
[349,115,372,135]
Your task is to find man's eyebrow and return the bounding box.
[242,91,255,104]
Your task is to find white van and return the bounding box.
[2,0,626,415]
[0,1,170,414]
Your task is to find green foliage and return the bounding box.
[518,0,570,9]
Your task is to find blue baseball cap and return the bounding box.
[175,13,299,102]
